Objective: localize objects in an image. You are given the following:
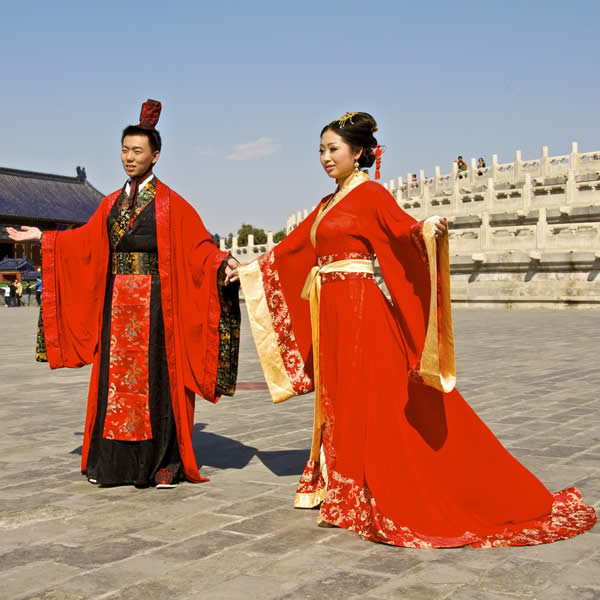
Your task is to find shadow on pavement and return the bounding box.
[69,424,309,477]
[193,423,308,476]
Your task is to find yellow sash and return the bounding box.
[301,258,375,460]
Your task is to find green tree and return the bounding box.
[273,229,286,243]
[227,223,275,247]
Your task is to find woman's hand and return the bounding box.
[224,256,240,285]
[431,217,448,239]
[6,226,42,242]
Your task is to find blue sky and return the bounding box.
[1,0,598,236]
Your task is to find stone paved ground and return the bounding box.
[0,304,598,600]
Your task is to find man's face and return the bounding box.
[120,135,160,179]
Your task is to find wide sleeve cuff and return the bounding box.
[239,258,297,403]
[41,230,63,368]
[239,251,313,403]
[412,217,456,393]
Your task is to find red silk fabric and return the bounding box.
[42,180,227,482]
[103,274,152,441]
[255,180,596,546]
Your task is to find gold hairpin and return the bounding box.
[329,112,358,128]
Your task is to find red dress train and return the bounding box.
[239,174,596,547]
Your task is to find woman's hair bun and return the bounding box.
[321,112,379,168]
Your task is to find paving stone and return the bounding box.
[365,581,463,600]
[1,307,599,599]
[1,561,85,600]
[215,491,293,517]
[351,551,426,575]
[160,529,254,560]
[279,569,389,599]
[181,573,295,600]
[130,511,237,542]
[474,556,568,596]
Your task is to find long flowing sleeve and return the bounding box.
[155,183,237,403]
[42,192,118,369]
[238,206,320,402]
[364,183,456,393]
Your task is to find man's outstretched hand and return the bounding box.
[6,226,42,242]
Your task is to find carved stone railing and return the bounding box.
[284,142,600,308]
[219,232,276,265]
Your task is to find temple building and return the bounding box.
[0,166,104,269]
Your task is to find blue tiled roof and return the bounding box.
[0,257,36,272]
[0,167,104,224]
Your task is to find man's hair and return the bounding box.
[121,125,162,152]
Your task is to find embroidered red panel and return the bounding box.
[321,272,374,284]
[296,458,326,496]
[258,251,313,395]
[103,274,153,441]
[318,472,597,548]
[317,251,372,267]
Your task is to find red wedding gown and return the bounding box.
[239,174,596,547]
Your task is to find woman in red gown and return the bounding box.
[238,112,596,547]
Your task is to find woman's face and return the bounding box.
[319,129,362,182]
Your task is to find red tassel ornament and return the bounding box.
[371,145,385,180]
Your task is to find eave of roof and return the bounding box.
[0,166,104,223]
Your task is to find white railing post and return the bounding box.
[434,165,440,196]
[452,162,459,210]
[219,239,226,251]
[540,146,549,179]
[396,176,404,203]
[266,231,274,251]
[570,141,579,169]
[536,207,546,250]
[480,212,490,251]
[470,158,477,187]
[566,168,576,204]
[515,150,522,183]
[523,173,532,210]
[419,169,425,195]
[422,170,430,216]
[486,177,495,209]
[491,154,498,179]
[247,233,254,254]
[232,235,239,258]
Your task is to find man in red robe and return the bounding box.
[8,100,240,488]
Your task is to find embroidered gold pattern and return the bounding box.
[110,177,157,249]
[112,252,159,275]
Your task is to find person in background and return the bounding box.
[3,285,10,307]
[456,155,468,179]
[477,157,486,176]
[35,277,42,306]
[15,280,23,306]
[25,281,33,305]
[9,281,16,307]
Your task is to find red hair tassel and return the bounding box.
[371,145,385,180]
